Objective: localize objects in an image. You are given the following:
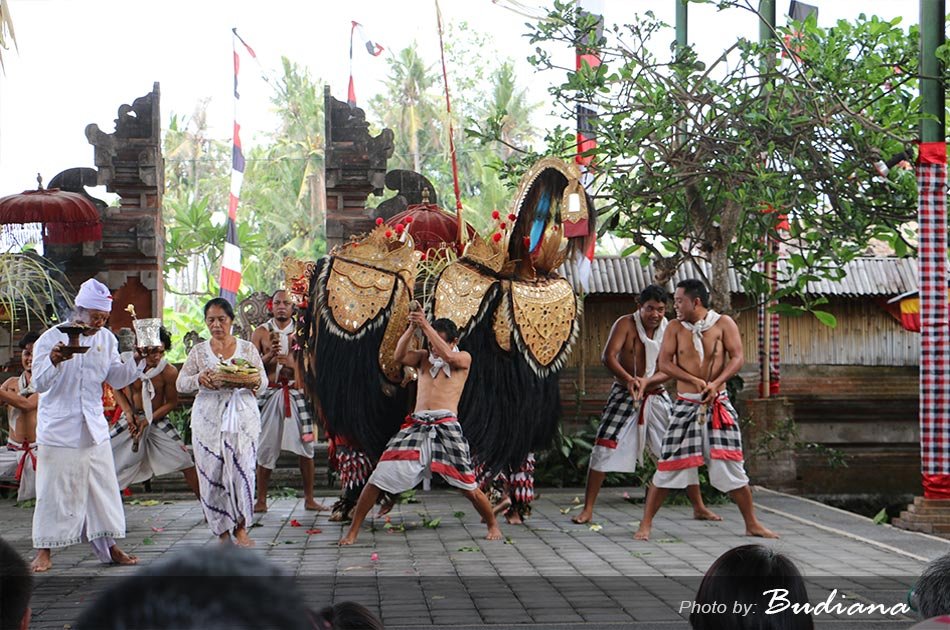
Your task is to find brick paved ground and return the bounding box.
[1,486,946,629]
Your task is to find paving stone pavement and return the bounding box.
[1,485,947,629]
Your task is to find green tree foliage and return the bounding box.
[489,1,924,313]
[241,57,327,291]
[163,25,538,340]
[370,25,540,234]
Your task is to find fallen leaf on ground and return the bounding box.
[306,529,322,535]
[589,524,603,532]
[150,527,164,533]
[290,519,302,527]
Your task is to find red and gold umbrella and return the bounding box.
[386,198,476,257]
[887,289,950,333]
[0,180,102,245]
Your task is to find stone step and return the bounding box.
[892,518,934,534]
[906,503,950,516]
[913,497,950,510]
[900,510,950,524]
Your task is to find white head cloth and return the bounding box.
[75,278,113,312]
[633,311,668,378]
[429,346,460,379]
[679,310,721,361]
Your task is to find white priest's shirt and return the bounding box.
[31,326,144,448]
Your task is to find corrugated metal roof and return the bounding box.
[559,256,918,297]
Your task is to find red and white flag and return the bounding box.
[220,28,256,304]
[348,21,384,106]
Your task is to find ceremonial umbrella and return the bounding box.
[887,289,950,333]
[387,196,476,257]
[0,178,102,245]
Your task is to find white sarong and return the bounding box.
[32,439,125,551]
[589,385,671,473]
[257,386,315,469]
[110,415,194,489]
[0,439,38,501]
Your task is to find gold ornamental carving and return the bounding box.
[492,289,512,352]
[326,259,396,334]
[336,226,418,288]
[378,281,410,383]
[461,233,506,274]
[433,262,496,331]
[511,156,582,220]
[510,278,577,367]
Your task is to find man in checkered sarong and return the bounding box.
[340,314,502,545]
[635,279,778,541]
[110,327,199,497]
[572,285,718,525]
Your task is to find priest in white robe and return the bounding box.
[29,278,145,572]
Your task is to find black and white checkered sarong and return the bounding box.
[379,410,476,486]
[594,382,639,449]
[657,393,743,471]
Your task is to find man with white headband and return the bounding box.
[29,278,145,572]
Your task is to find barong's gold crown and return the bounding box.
[461,233,506,274]
[335,225,419,287]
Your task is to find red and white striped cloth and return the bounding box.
[917,142,950,499]
[220,29,256,304]
[758,238,781,396]
[572,0,603,293]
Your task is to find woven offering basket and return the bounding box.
[212,370,261,389]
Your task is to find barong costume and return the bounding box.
[30,279,144,557]
[257,319,314,469]
[0,372,38,501]
[177,340,266,536]
[110,356,194,489]
[590,312,670,473]
[478,453,536,520]
[652,311,749,493]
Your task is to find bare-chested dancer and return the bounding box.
[110,327,199,497]
[572,285,719,525]
[0,332,40,502]
[339,313,502,545]
[635,279,778,541]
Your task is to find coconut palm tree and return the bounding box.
[371,44,441,174]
